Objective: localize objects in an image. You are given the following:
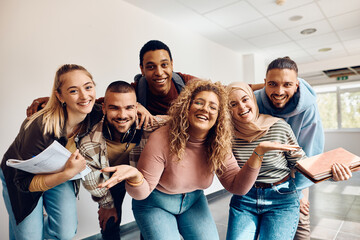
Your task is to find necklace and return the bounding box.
[67,123,83,139]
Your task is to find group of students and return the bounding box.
[1,40,353,240]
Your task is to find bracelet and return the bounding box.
[126,174,144,187]
[253,150,264,160]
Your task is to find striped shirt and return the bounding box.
[232,119,307,183]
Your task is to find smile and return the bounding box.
[240,110,250,116]
[78,100,92,106]
[196,114,208,121]
[114,119,129,124]
[154,78,166,83]
[272,95,286,101]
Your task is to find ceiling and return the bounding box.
[123,0,360,66]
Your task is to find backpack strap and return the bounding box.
[134,74,148,107]
[172,72,186,93]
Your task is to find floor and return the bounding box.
[85,172,360,240]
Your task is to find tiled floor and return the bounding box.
[85,173,360,240]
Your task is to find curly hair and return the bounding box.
[168,79,233,175]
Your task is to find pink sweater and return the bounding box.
[126,126,260,200]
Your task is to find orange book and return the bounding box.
[295,148,360,183]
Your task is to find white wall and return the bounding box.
[0,0,244,239]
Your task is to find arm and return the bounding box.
[219,141,301,195]
[136,103,156,128]
[249,83,265,91]
[126,129,167,200]
[129,115,169,167]
[29,149,86,191]
[79,143,115,209]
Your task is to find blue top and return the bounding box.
[255,78,325,189]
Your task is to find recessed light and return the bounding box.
[289,15,303,21]
[300,28,317,35]
[318,48,332,52]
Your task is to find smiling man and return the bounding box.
[255,57,324,240]
[78,81,167,240]
[132,40,196,116]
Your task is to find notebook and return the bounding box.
[295,147,360,183]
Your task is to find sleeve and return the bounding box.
[126,128,167,200]
[282,121,307,168]
[13,118,52,193]
[294,107,324,189]
[79,144,115,209]
[129,115,169,167]
[217,153,260,195]
[298,106,325,157]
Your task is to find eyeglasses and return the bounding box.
[191,99,219,115]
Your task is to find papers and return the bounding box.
[6,140,90,180]
[296,148,360,183]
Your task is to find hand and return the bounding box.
[63,149,86,179]
[95,97,104,105]
[250,83,265,91]
[97,165,143,189]
[26,97,49,117]
[255,141,300,155]
[331,163,352,181]
[137,103,156,128]
[98,207,118,231]
[299,197,310,215]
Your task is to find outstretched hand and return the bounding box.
[331,163,352,181]
[97,165,143,189]
[255,141,301,155]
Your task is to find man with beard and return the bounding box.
[255,57,323,240]
[79,81,164,239]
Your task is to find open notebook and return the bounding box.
[295,147,360,183]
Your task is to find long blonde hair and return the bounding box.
[168,79,233,175]
[25,64,94,138]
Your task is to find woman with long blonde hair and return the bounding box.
[99,79,299,240]
[1,64,102,240]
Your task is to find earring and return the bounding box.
[62,102,66,107]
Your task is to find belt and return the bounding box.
[253,175,290,189]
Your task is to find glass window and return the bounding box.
[317,92,338,129]
[315,82,360,130]
[340,90,360,128]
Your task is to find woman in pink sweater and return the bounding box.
[99,79,300,240]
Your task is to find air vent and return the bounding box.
[323,66,359,78]
[349,65,360,74]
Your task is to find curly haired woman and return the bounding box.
[98,79,299,240]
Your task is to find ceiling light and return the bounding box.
[300,28,317,35]
[289,15,303,21]
[276,0,286,5]
[318,48,332,52]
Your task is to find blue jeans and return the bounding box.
[1,169,78,240]
[226,178,300,240]
[132,189,219,240]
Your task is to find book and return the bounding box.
[6,140,90,180]
[295,147,360,183]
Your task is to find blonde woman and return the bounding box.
[1,64,102,240]
[99,79,299,240]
